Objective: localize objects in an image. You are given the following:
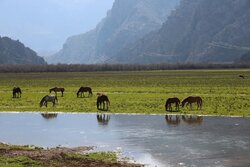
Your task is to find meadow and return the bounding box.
[0,69,250,116]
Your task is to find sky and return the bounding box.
[0,0,114,56]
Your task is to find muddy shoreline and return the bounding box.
[0,143,143,167]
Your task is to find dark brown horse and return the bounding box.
[97,95,110,111]
[165,97,180,111]
[181,96,202,110]
[13,87,22,98]
[77,87,93,97]
[49,87,65,97]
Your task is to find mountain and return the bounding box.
[114,0,250,64]
[0,36,46,64]
[47,0,180,64]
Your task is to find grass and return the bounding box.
[66,152,118,163]
[0,156,41,167]
[0,69,249,116]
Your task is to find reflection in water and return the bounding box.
[97,114,110,126]
[0,113,249,167]
[182,115,203,125]
[41,113,58,120]
[165,115,181,125]
[165,115,203,126]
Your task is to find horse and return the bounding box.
[49,87,65,97]
[97,95,110,111]
[239,75,245,79]
[77,87,93,97]
[40,95,58,107]
[12,87,22,98]
[165,97,180,111]
[181,96,202,110]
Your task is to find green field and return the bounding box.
[0,69,250,116]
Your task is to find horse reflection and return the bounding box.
[165,115,181,126]
[182,115,203,125]
[41,113,58,120]
[97,114,110,126]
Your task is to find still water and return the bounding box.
[0,112,249,167]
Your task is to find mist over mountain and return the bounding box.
[0,36,46,64]
[47,0,180,64]
[114,0,250,64]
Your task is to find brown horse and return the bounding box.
[13,87,22,98]
[49,87,65,97]
[181,96,202,110]
[165,97,180,111]
[77,87,93,97]
[97,95,110,111]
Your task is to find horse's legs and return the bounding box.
[61,91,63,97]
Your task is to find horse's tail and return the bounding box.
[40,96,47,107]
[199,97,203,109]
[49,89,52,93]
[89,89,93,96]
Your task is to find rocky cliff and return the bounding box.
[114,0,250,64]
[47,0,180,64]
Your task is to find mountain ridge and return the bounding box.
[0,36,46,64]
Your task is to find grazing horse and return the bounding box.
[40,95,58,107]
[181,96,202,110]
[13,87,22,98]
[97,95,110,111]
[239,75,245,79]
[77,87,93,97]
[165,97,180,111]
[49,87,65,97]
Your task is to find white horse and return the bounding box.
[40,95,58,107]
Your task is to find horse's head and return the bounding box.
[181,100,186,108]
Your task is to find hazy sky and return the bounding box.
[0,0,114,55]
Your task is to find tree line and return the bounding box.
[0,63,249,73]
